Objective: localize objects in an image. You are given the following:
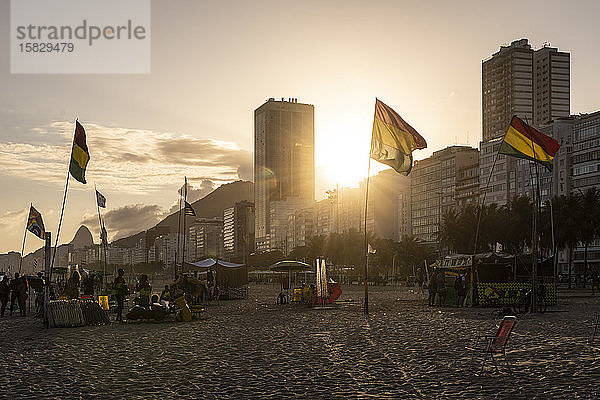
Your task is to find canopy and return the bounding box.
[270,260,312,273]
[184,258,244,270]
[184,258,248,288]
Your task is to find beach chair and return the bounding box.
[465,315,516,374]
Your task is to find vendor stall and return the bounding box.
[433,253,556,307]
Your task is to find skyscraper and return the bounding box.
[254,98,315,251]
[480,39,570,206]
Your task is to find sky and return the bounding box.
[1,0,599,255]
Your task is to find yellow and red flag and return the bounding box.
[69,120,90,184]
[499,116,560,171]
[370,98,427,175]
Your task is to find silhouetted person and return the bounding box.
[10,273,27,316]
[428,271,438,306]
[0,276,9,317]
[136,274,151,307]
[66,271,81,299]
[592,269,600,296]
[112,268,127,322]
[454,273,466,307]
[436,270,446,306]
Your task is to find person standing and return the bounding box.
[9,273,24,316]
[136,274,151,307]
[0,276,9,317]
[428,270,438,307]
[454,273,466,307]
[112,268,127,322]
[65,271,81,300]
[436,270,446,306]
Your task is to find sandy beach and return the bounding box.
[1,284,599,399]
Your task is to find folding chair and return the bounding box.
[466,315,516,374]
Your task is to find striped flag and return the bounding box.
[27,205,46,240]
[499,116,560,171]
[96,189,106,208]
[370,99,427,175]
[69,121,90,184]
[184,201,196,216]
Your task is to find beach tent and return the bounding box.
[183,259,248,288]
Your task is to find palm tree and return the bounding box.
[553,193,581,288]
[578,188,600,286]
[438,209,459,254]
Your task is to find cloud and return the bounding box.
[80,204,166,241]
[0,120,253,194]
[0,208,27,230]
[167,179,216,214]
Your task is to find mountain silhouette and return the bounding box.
[112,180,254,248]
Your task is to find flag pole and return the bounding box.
[18,204,30,274]
[182,176,188,272]
[94,183,106,291]
[175,180,183,279]
[364,139,373,315]
[524,115,540,313]
[473,140,501,254]
[50,165,70,281]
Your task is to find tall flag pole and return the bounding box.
[497,115,560,313]
[365,98,427,314]
[51,120,90,280]
[176,181,183,278]
[95,184,107,291]
[182,177,188,271]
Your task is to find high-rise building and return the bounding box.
[254,98,315,251]
[410,146,479,246]
[360,169,410,240]
[480,39,570,206]
[223,201,255,263]
[189,218,223,260]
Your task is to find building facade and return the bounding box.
[480,39,570,206]
[410,146,479,245]
[254,98,315,251]
[223,201,255,263]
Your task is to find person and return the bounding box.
[81,273,95,296]
[33,272,45,316]
[428,270,438,307]
[592,269,600,296]
[416,268,424,293]
[277,291,287,305]
[112,268,127,322]
[436,270,446,306]
[10,273,27,316]
[0,276,9,317]
[136,274,151,307]
[454,273,466,307]
[160,285,171,302]
[65,271,81,299]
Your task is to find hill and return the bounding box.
[112,180,254,248]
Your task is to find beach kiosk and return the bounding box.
[183,258,248,299]
[434,253,556,307]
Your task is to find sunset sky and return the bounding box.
[1,0,599,254]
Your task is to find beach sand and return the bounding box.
[0,284,599,399]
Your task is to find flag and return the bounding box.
[368,243,376,254]
[499,116,560,171]
[69,120,90,184]
[184,201,196,216]
[370,98,427,175]
[96,190,106,208]
[27,205,46,240]
[33,259,38,269]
